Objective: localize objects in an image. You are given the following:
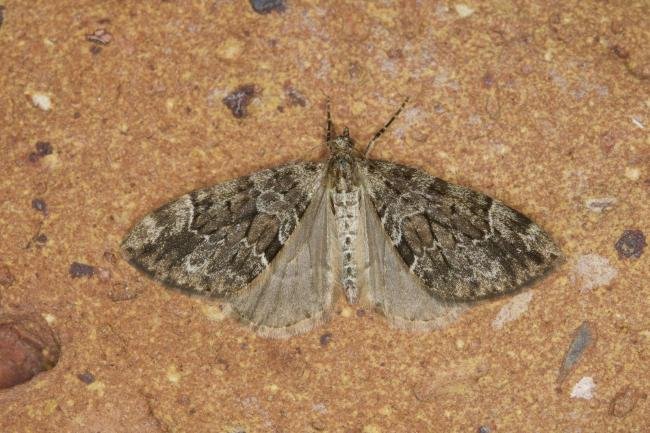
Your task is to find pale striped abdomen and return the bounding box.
[331,188,361,303]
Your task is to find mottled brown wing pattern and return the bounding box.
[359,159,561,301]
[121,162,325,297]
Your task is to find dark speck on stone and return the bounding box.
[615,229,646,259]
[77,372,95,384]
[222,84,259,118]
[69,262,95,278]
[36,141,52,155]
[284,84,306,107]
[0,6,4,29]
[477,427,491,433]
[31,198,47,214]
[250,0,286,14]
[28,141,53,162]
[482,72,495,88]
[34,233,48,246]
[0,264,15,287]
[319,332,332,347]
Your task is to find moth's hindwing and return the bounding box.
[121,162,325,297]
[360,190,469,331]
[227,182,337,337]
[359,159,562,301]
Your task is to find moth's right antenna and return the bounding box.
[364,97,410,157]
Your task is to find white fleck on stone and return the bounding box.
[491,141,510,155]
[206,87,228,106]
[570,376,595,399]
[585,197,617,213]
[166,365,181,383]
[216,37,245,60]
[573,254,617,291]
[454,4,475,18]
[544,49,554,62]
[312,402,327,413]
[42,313,57,324]
[492,291,533,330]
[624,166,641,181]
[202,303,230,322]
[340,306,353,318]
[31,92,52,111]
[630,116,645,129]
[87,380,106,396]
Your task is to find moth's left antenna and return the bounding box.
[325,96,333,142]
[364,97,410,157]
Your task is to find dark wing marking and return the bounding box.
[121,162,325,297]
[359,159,562,301]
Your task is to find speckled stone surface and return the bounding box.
[0,1,648,432]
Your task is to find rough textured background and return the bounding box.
[0,1,648,432]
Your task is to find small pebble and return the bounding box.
[31,93,52,111]
[69,262,95,278]
[609,386,645,417]
[615,229,646,259]
[557,321,595,384]
[573,254,617,291]
[585,197,617,213]
[0,314,61,389]
[31,198,47,214]
[96,267,112,281]
[570,376,596,399]
[250,0,286,14]
[454,4,475,18]
[492,291,533,329]
[35,141,53,156]
[222,84,259,118]
[77,372,95,384]
[86,28,112,45]
[319,332,332,347]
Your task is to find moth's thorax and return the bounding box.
[328,147,361,191]
[327,132,355,154]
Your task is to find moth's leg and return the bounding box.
[364,97,410,157]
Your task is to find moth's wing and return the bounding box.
[360,191,469,331]
[121,162,326,298]
[359,159,561,302]
[226,182,338,338]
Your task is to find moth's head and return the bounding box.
[328,127,355,154]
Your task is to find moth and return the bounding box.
[122,100,561,337]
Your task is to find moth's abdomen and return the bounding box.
[331,189,361,304]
